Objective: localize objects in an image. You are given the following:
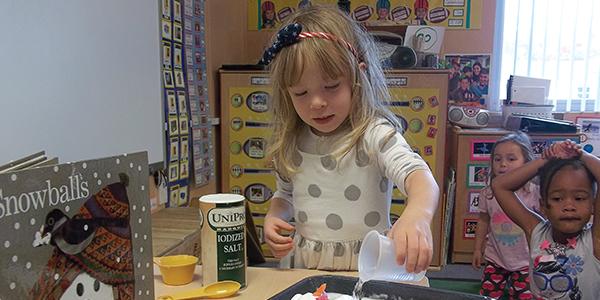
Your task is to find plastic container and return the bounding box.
[154,255,198,285]
[358,230,426,282]
[268,275,492,300]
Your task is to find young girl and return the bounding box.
[260,5,439,272]
[472,132,540,299]
[492,140,600,299]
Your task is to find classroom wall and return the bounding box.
[443,0,496,54]
[191,0,497,198]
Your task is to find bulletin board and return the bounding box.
[159,0,213,206]
[248,0,482,30]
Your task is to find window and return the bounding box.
[494,0,600,112]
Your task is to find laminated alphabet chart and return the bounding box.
[181,0,213,188]
[0,152,154,299]
[160,0,212,206]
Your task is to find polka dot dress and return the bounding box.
[275,120,429,270]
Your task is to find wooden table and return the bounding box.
[154,265,429,299]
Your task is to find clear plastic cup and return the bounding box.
[358,230,426,282]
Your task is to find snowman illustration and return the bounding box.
[30,176,134,300]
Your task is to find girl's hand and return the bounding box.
[388,215,433,274]
[472,250,483,270]
[264,215,295,258]
[543,139,582,159]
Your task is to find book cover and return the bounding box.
[0,152,154,299]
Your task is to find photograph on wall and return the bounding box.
[530,139,549,158]
[464,218,478,239]
[185,46,194,66]
[444,54,491,107]
[173,23,183,43]
[466,163,489,188]
[471,139,495,161]
[169,184,179,207]
[170,137,180,162]
[246,138,265,159]
[161,19,172,39]
[168,115,179,136]
[167,90,177,114]
[179,115,189,135]
[180,136,189,160]
[161,0,171,19]
[168,163,179,182]
[178,185,188,206]
[250,184,265,202]
[244,183,273,204]
[163,70,174,88]
[468,190,481,213]
[173,0,182,22]
[173,43,182,68]
[174,69,185,88]
[179,159,189,180]
[162,41,172,68]
[177,91,187,113]
[0,153,154,299]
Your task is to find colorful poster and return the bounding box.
[577,117,600,156]
[466,163,488,188]
[464,218,477,239]
[470,139,494,161]
[248,0,482,30]
[386,84,442,175]
[248,0,336,30]
[444,53,491,108]
[467,190,481,213]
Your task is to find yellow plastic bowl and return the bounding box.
[154,255,199,286]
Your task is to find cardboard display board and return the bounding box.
[0,152,154,299]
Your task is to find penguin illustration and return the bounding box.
[37,208,127,255]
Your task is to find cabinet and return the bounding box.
[219,69,450,267]
[447,127,583,263]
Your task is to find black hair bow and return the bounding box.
[258,23,303,65]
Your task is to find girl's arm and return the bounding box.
[579,151,600,259]
[264,172,296,258]
[491,158,546,240]
[368,123,437,273]
[472,212,489,269]
[264,197,295,258]
[389,169,439,273]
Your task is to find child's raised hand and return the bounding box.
[543,140,582,159]
[264,215,295,258]
[388,215,433,274]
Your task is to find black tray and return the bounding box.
[269,275,491,300]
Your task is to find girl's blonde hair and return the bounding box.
[267,4,401,179]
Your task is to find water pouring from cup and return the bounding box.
[358,230,426,283]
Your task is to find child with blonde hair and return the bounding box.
[260,5,439,272]
[472,131,540,299]
[492,140,600,299]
